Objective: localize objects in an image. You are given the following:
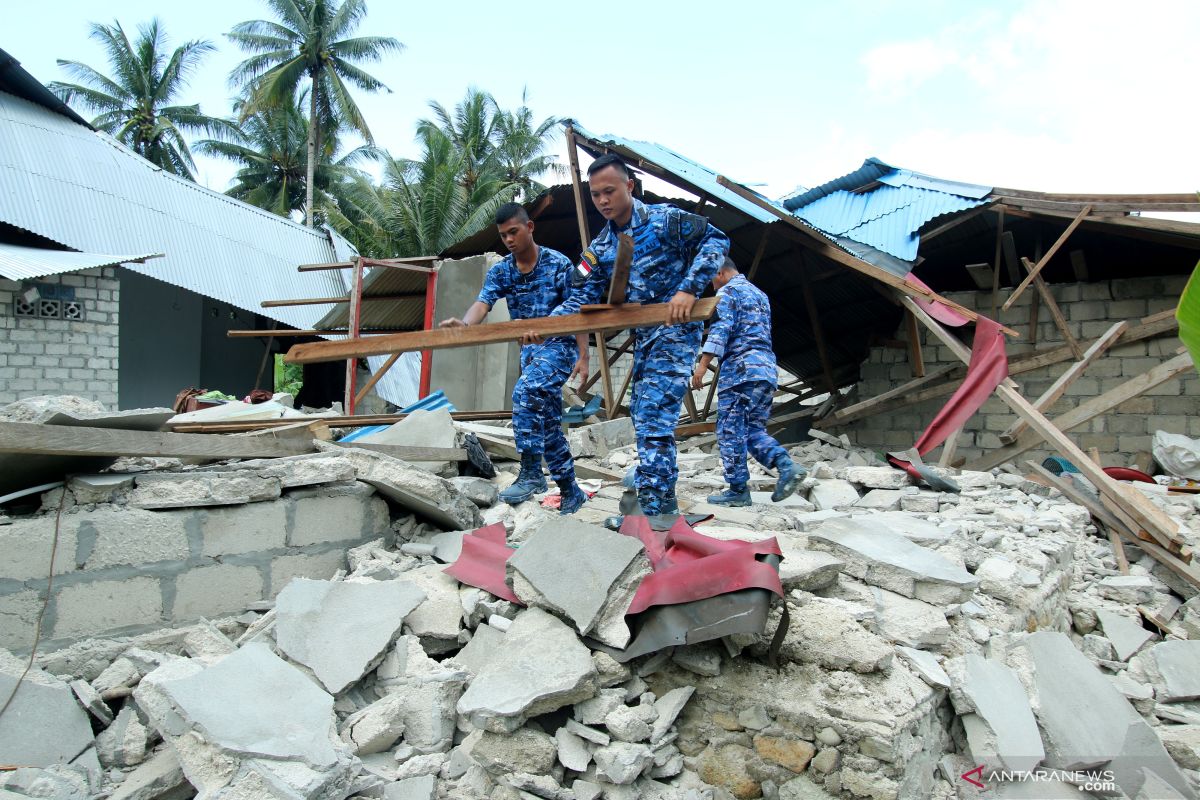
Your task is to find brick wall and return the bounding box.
[842,274,1199,467]
[0,267,121,408]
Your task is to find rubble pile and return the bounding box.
[2,421,1200,800]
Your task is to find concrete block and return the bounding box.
[83,508,191,570]
[209,453,357,489]
[1141,641,1200,703]
[853,489,903,511]
[201,500,287,556]
[53,576,162,640]
[361,408,458,474]
[67,474,134,504]
[399,565,464,654]
[288,483,388,547]
[808,479,860,510]
[946,654,1044,774]
[842,466,912,489]
[895,646,950,689]
[269,550,347,596]
[128,472,281,509]
[871,587,950,649]
[172,564,262,622]
[0,648,95,768]
[1096,611,1156,662]
[775,598,892,673]
[0,515,78,581]
[0,590,42,652]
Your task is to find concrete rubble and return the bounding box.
[3,412,1200,800]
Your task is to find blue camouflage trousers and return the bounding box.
[717,379,787,487]
[512,339,575,481]
[631,322,702,514]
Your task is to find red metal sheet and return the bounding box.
[443,523,522,604]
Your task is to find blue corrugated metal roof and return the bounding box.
[0,89,354,330]
[784,159,991,263]
[567,122,781,224]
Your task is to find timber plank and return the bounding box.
[284,299,719,364]
[0,421,313,460]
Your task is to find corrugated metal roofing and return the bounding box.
[314,266,429,332]
[0,242,161,280]
[0,89,354,330]
[567,122,781,224]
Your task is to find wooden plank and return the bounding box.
[1004,204,1091,310]
[745,227,771,282]
[799,259,837,392]
[285,299,719,365]
[261,292,422,308]
[1028,280,1041,346]
[939,427,963,468]
[967,352,1194,471]
[1142,307,1178,325]
[333,442,468,461]
[1069,250,1089,282]
[1022,257,1083,358]
[564,125,592,252]
[227,329,409,338]
[0,421,313,460]
[682,389,701,423]
[990,190,1200,213]
[904,296,1187,556]
[702,362,720,419]
[1000,320,1128,443]
[169,410,512,433]
[344,257,365,414]
[596,332,617,420]
[964,263,994,291]
[714,175,1020,337]
[997,203,1200,250]
[355,352,401,407]
[817,364,958,427]
[607,234,633,305]
[905,309,925,378]
[675,421,716,439]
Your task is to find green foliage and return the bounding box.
[1178,260,1200,371]
[274,354,304,396]
[49,18,239,180]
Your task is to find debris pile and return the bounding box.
[1,414,1199,800]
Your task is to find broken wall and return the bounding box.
[0,478,389,653]
[0,267,120,408]
[843,274,1198,466]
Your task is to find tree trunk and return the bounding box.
[305,75,317,227]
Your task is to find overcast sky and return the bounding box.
[7,0,1200,202]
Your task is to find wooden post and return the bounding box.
[905,309,925,378]
[419,268,437,398]
[564,125,591,252]
[1003,204,1092,310]
[939,426,963,468]
[1021,257,1084,359]
[344,256,365,415]
[990,206,1005,317]
[355,352,401,408]
[746,227,771,282]
[596,332,617,419]
[799,256,837,392]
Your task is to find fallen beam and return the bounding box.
[168,410,512,433]
[284,299,719,365]
[0,421,314,460]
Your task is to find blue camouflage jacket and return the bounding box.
[477,245,602,344]
[701,274,778,390]
[585,198,729,306]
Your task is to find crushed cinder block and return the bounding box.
[556,725,592,772]
[842,466,912,489]
[853,489,904,511]
[68,473,135,504]
[870,587,950,649]
[108,747,187,800]
[373,636,466,754]
[808,479,860,510]
[592,741,654,784]
[450,476,498,507]
[127,471,281,509]
[508,519,646,638]
[774,599,892,673]
[318,442,480,530]
[399,564,464,654]
[134,643,358,799]
[809,517,978,604]
[471,728,556,776]
[1140,641,1200,703]
[339,693,407,754]
[273,577,426,694]
[0,648,95,769]
[651,686,695,744]
[1096,610,1156,662]
[946,654,1044,774]
[606,702,658,742]
[199,452,357,488]
[457,608,599,732]
[975,556,1040,603]
[1005,631,1191,798]
[895,646,950,689]
[1098,575,1156,605]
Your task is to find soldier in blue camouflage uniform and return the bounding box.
[691,258,805,506]
[439,202,602,514]
[584,155,730,516]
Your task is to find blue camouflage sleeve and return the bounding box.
[667,207,730,298]
[549,249,601,317]
[701,286,737,357]
[475,263,508,308]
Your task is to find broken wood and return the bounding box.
[608,233,633,305]
[284,298,718,364]
[0,421,313,460]
[169,410,512,433]
[564,125,592,252]
[596,331,617,420]
[1021,257,1083,359]
[354,352,401,407]
[1003,204,1092,310]
[905,309,925,378]
[967,352,1194,471]
[999,320,1128,443]
[815,365,958,428]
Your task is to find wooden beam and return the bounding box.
[702,362,720,419]
[990,190,1200,213]
[1005,203,1088,310]
[905,309,925,378]
[564,125,592,253]
[1021,257,1083,359]
[999,320,1128,443]
[817,364,958,428]
[579,333,633,394]
[919,201,997,243]
[261,292,423,308]
[0,421,314,460]
[344,257,365,415]
[297,257,435,272]
[596,332,617,420]
[169,410,512,433]
[798,258,837,392]
[997,203,1200,250]
[285,299,719,364]
[355,351,401,407]
[904,296,1187,558]
[968,352,1195,471]
[746,227,771,282]
[608,234,633,305]
[1028,280,1041,346]
[227,329,409,338]
[938,427,963,468]
[714,176,1019,337]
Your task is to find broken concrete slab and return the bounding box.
[457,608,599,732]
[67,473,135,505]
[1098,575,1156,605]
[471,728,556,776]
[399,564,464,654]
[135,643,357,799]
[557,726,592,772]
[975,556,1040,603]
[569,417,635,459]
[946,654,1044,774]
[1005,631,1191,799]
[317,442,480,530]
[339,693,407,754]
[842,466,913,489]
[895,646,951,689]
[383,774,437,800]
[273,577,426,694]
[449,624,505,677]
[855,511,951,545]
[809,518,978,604]
[776,542,844,592]
[95,705,152,768]
[375,636,466,754]
[651,686,695,744]
[450,476,499,508]
[127,471,281,509]
[852,489,903,511]
[1141,641,1200,703]
[108,748,188,800]
[749,491,816,511]
[201,452,358,489]
[69,678,113,725]
[592,741,654,785]
[870,587,950,649]
[605,703,658,742]
[776,599,892,673]
[507,519,645,637]
[575,689,627,726]
[361,408,459,475]
[1096,610,1157,662]
[808,479,860,511]
[789,509,849,532]
[0,649,95,769]
[1157,725,1200,771]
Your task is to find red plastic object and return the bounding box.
[443,523,522,604]
[1104,466,1156,484]
[906,273,970,327]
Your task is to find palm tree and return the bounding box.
[227,0,403,226]
[418,87,499,198]
[48,19,236,180]
[493,92,563,200]
[195,98,371,220]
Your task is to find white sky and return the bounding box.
[6,0,1200,202]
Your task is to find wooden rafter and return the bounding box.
[1004,204,1091,310]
